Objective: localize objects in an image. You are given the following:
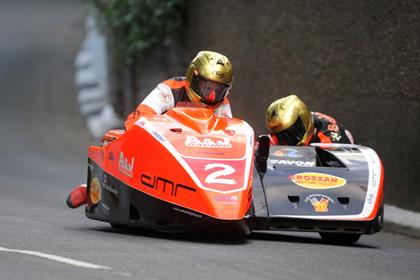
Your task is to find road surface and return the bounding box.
[0,1,419,279]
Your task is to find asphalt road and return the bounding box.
[0,1,419,280]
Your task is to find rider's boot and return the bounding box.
[66,184,87,208]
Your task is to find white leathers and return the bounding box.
[141,82,233,118]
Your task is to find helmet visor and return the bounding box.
[274,117,307,146]
[190,72,229,106]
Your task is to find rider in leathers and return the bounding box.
[67,51,234,209]
[265,95,354,145]
[125,50,234,130]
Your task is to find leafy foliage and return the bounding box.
[92,0,187,64]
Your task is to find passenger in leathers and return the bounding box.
[125,50,234,130]
[265,95,354,146]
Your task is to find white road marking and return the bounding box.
[0,246,111,270]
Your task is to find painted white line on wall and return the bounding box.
[0,246,111,270]
[78,88,105,103]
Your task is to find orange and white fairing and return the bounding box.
[88,106,255,220]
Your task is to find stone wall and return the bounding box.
[138,0,420,211]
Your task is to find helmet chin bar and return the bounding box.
[274,117,308,146]
[190,72,229,106]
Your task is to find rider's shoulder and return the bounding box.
[311,111,337,124]
[161,77,187,89]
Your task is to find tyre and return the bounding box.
[319,232,361,245]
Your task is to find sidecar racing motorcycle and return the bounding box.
[67,103,384,244]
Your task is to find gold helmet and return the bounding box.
[186,51,233,107]
[265,95,314,146]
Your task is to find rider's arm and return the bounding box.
[319,124,354,144]
[124,83,175,130]
[313,112,355,144]
[140,82,175,115]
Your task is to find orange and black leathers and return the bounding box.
[270,112,354,145]
[125,77,232,130]
[310,112,354,144]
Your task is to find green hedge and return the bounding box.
[92,0,187,65]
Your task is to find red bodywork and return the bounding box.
[87,106,255,221]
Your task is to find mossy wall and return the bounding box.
[138,0,420,211]
[184,0,420,211]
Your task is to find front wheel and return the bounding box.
[319,232,361,245]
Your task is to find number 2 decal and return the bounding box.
[204,163,237,185]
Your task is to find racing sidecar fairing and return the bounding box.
[251,138,384,243]
[78,103,384,242]
[84,104,255,234]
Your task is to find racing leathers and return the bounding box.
[269,112,354,145]
[125,77,233,130]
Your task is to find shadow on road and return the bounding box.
[87,226,249,245]
[249,231,379,249]
[81,225,379,248]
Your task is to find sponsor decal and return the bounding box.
[367,193,374,204]
[223,129,235,136]
[331,132,342,142]
[89,177,101,204]
[219,109,228,118]
[289,172,347,189]
[102,174,118,196]
[212,71,225,78]
[195,150,225,156]
[314,112,337,124]
[305,194,335,212]
[138,120,146,127]
[315,112,344,142]
[152,130,166,142]
[119,152,134,177]
[214,195,238,205]
[151,115,172,122]
[271,148,303,158]
[100,202,110,216]
[158,91,171,103]
[270,159,315,167]
[371,168,378,189]
[173,207,202,218]
[140,173,196,197]
[248,135,253,147]
[184,136,232,149]
[108,152,114,161]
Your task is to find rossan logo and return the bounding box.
[289,172,346,189]
[184,136,232,148]
[119,152,134,177]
